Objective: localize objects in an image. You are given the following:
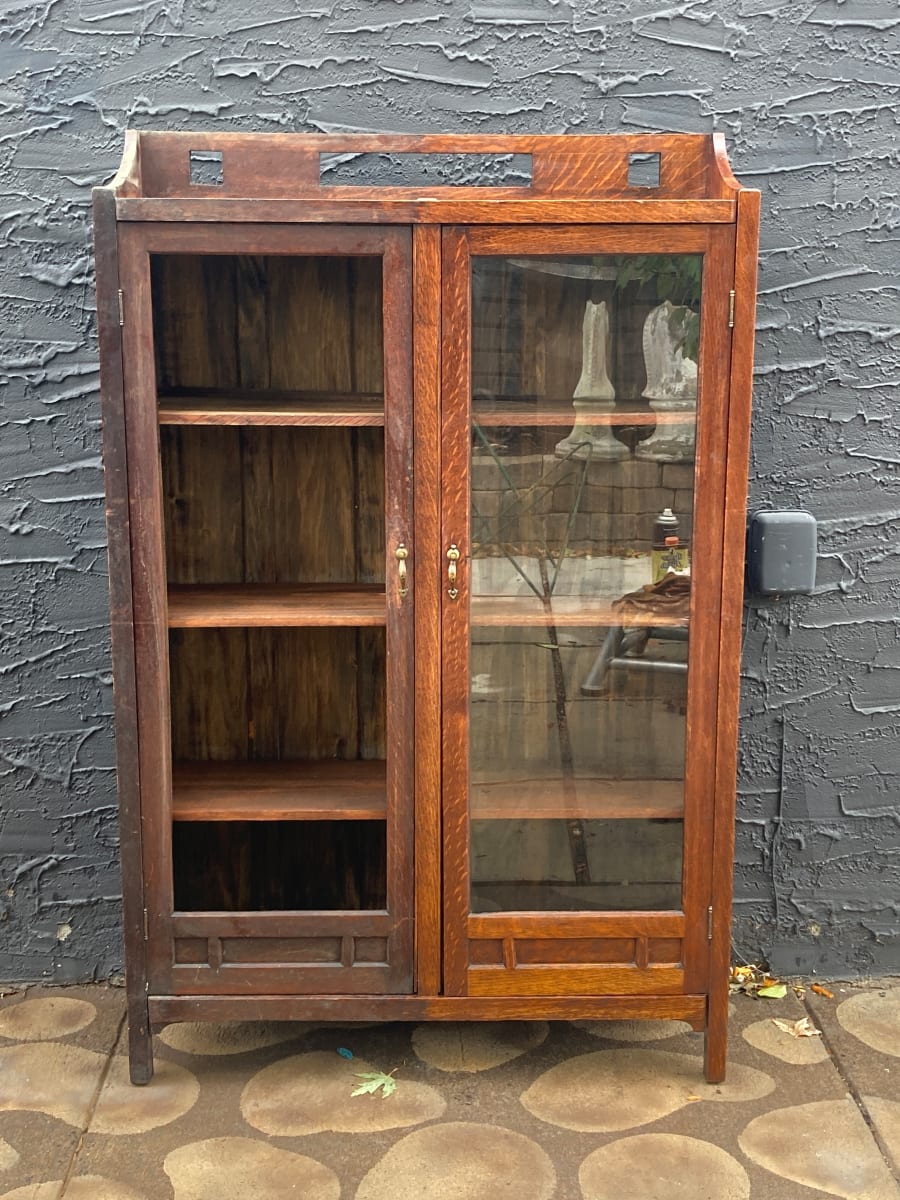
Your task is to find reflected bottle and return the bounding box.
[652,508,690,582]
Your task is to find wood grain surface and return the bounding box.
[167,584,386,627]
[172,759,387,821]
[159,392,384,425]
[101,134,758,1084]
[470,777,684,820]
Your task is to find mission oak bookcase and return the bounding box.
[93,132,759,1085]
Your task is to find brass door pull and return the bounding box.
[447,543,460,600]
[396,544,409,598]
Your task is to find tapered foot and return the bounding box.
[127,998,154,1086]
[704,995,728,1083]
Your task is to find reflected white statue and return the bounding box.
[635,300,697,462]
[555,299,629,461]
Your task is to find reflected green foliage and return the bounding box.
[612,255,702,362]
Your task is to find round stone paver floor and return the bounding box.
[0,985,898,1199]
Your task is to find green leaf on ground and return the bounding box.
[352,1069,398,1099]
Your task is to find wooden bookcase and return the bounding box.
[93,132,759,1085]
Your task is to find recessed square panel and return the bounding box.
[628,152,661,189]
[189,149,224,187]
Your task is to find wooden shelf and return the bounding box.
[158,390,384,426]
[473,400,694,427]
[472,594,689,628]
[172,759,387,821]
[168,584,386,628]
[170,763,680,823]
[471,777,683,820]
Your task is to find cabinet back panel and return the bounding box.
[472,263,656,405]
[172,820,387,911]
[151,255,239,389]
[266,257,384,393]
[169,628,386,761]
[161,426,385,585]
[151,254,383,394]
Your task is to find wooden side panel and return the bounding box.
[93,187,152,1083]
[706,188,760,1084]
[680,223,737,998]
[117,225,174,996]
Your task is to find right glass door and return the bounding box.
[442,227,735,998]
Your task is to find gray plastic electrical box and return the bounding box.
[747,511,817,595]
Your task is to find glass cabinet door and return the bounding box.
[118,224,415,996]
[442,228,734,997]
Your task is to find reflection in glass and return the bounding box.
[469,255,701,913]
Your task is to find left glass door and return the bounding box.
[118,225,414,996]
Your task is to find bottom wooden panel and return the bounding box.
[467,965,684,997]
[150,992,708,1027]
[171,963,403,996]
[460,913,687,996]
[168,916,402,995]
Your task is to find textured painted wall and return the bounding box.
[0,0,897,981]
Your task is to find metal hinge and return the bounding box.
[117,289,125,327]
[707,906,714,941]
[728,289,735,329]
[142,907,149,940]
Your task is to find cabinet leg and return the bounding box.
[704,988,728,1084]
[126,996,154,1086]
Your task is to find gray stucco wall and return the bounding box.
[1,0,898,982]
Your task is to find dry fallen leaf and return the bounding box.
[772,1017,821,1039]
[730,964,792,999]
[731,965,757,981]
[811,983,834,999]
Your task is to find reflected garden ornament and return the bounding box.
[635,301,697,463]
[555,299,629,461]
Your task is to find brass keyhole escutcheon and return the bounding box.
[447,543,460,601]
[396,544,409,598]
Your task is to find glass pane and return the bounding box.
[469,254,700,913]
